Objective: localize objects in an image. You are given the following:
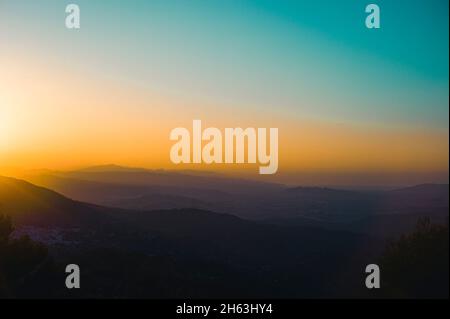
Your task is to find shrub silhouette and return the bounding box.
[0,214,51,297]
[380,217,449,298]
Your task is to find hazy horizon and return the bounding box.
[0,163,447,190]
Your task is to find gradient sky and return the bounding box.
[0,0,448,185]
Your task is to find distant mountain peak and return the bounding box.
[286,186,355,194]
[391,183,449,193]
[74,164,149,173]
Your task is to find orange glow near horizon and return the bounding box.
[0,50,448,185]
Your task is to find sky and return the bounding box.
[0,0,448,185]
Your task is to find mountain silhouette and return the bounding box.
[0,174,447,298]
[0,176,123,227]
[21,165,449,238]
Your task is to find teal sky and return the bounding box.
[1,0,449,128]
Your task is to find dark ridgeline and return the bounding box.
[0,172,448,298]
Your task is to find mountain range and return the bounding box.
[1,167,448,297]
[20,166,449,237]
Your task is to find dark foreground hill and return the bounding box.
[0,175,385,298]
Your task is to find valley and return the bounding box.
[0,167,448,298]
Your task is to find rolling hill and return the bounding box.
[0,176,122,227]
[0,175,446,298]
[20,166,449,238]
